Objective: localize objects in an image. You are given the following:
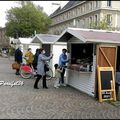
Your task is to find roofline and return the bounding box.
[49,6,61,17]
[50,0,120,18]
[31,35,43,44]
[55,27,87,43]
[31,36,36,43]
[35,33,59,37]
[36,35,44,43]
[67,27,120,33]
[87,39,120,44]
[31,34,59,44]
[50,1,86,18]
[67,28,87,42]
[55,27,120,44]
[54,28,68,44]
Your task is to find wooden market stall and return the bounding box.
[55,27,120,102]
[31,34,67,76]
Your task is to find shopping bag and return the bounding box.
[12,62,20,70]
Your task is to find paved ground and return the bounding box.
[0,57,120,119]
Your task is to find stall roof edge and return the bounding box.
[31,34,59,44]
[67,27,120,33]
[55,27,120,44]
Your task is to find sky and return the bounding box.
[0,1,69,27]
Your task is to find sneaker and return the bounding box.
[61,84,66,86]
[54,86,59,88]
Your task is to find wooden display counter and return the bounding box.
[67,64,92,72]
[66,55,96,97]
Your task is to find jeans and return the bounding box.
[60,68,65,84]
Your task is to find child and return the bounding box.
[54,64,63,88]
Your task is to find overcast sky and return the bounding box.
[0,1,68,27]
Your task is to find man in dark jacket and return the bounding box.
[15,46,23,75]
[59,49,69,86]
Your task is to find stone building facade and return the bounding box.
[49,1,120,35]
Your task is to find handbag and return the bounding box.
[44,64,49,72]
[12,62,20,70]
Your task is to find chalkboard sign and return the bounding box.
[97,66,116,102]
[100,71,112,90]
[102,91,111,99]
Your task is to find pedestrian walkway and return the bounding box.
[0,57,120,119]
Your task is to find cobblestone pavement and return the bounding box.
[0,57,120,119]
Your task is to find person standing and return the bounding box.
[59,48,69,86]
[116,69,120,99]
[54,64,62,88]
[25,48,34,67]
[14,46,23,75]
[34,48,53,89]
[32,48,40,70]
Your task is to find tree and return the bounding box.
[90,16,109,30]
[5,1,52,38]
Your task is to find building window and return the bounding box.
[62,15,64,20]
[57,17,59,22]
[82,19,85,28]
[95,1,98,8]
[70,11,73,17]
[89,16,92,28]
[107,14,112,25]
[107,0,111,7]
[81,6,83,13]
[89,2,92,10]
[68,12,70,18]
[73,19,76,26]
[75,8,78,16]
[95,15,98,26]
[77,19,79,27]
[83,5,85,12]
[72,10,75,17]
[86,3,89,12]
[66,12,68,19]
[77,8,80,15]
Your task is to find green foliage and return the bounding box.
[5,1,51,38]
[9,47,15,56]
[90,16,109,30]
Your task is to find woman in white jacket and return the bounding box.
[34,48,53,89]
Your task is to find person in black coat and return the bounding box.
[32,48,40,70]
[14,46,23,75]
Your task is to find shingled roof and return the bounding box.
[50,1,84,18]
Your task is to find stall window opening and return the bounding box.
[71,43,93,71]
